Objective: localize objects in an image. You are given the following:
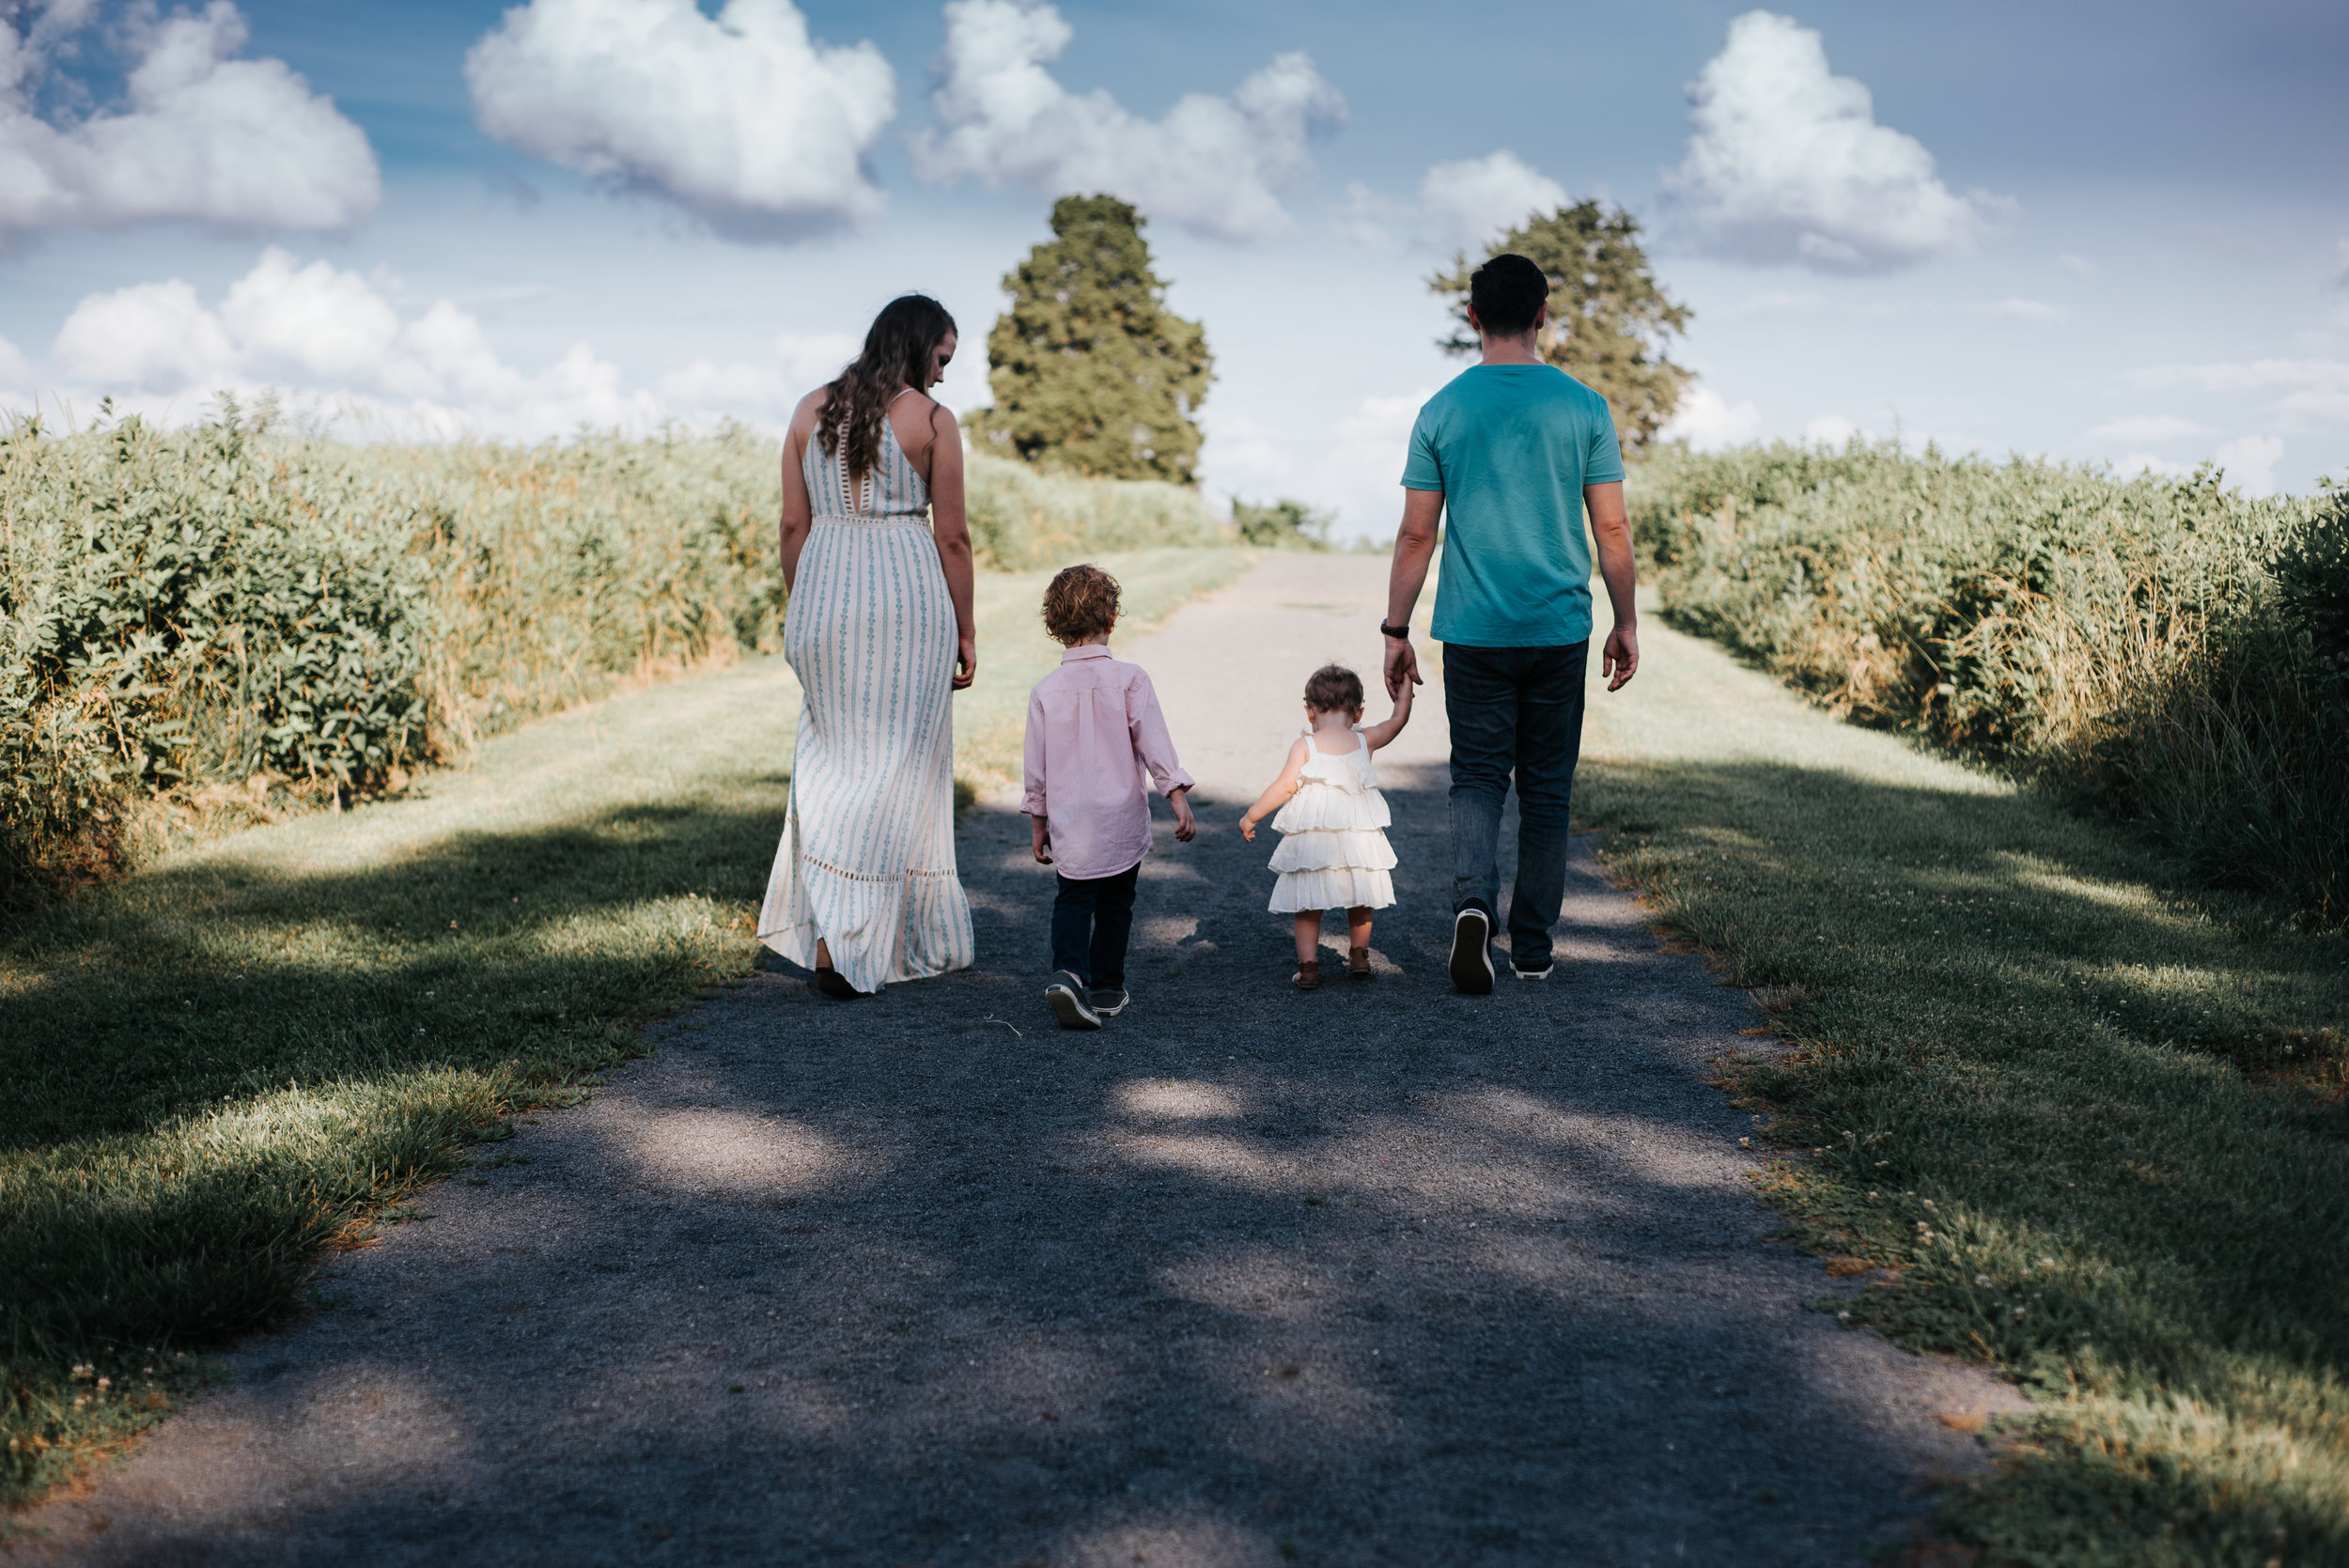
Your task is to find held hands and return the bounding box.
[1382,633,1422,702]
[954,632,977,691]
[1030,815,1052,865]
[1170,786,1197,844]
[1602,622,1640,691]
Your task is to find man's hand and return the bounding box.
[1383,635,1422,702]
[1170,786,1197,843]
[1030,815,1052,864]
[1602,622,1639,691]
[954,632,977,691]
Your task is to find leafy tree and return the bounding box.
[972,194,1214,484]
[1430,201,1692,452]
[1232,497,1332,551]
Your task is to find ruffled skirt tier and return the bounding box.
[1268,778,1397,914]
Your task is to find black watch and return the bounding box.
[1378,620,1411,639]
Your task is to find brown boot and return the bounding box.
[1348,946,1373,979]
[1291,959,1320,991]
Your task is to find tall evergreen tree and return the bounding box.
[974,194,1213,484]
[1430,201,1692,452]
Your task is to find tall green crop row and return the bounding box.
[0,414,1234,889]
[1629,442,2347,923]
[0,413,786,888]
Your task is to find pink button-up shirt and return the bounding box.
[1021,644,1194,881]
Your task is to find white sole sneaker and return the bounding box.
[1450,908,1495,995]
[1046,972,1100,1030]
[1090,988,1129,1017]
[1512,964,1553,982]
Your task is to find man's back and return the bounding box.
[1402,364,1623,648]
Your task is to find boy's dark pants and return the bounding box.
[1444,640,1590,972]
[1051,864,1139,987]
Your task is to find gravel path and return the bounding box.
[21,554,2021,1566]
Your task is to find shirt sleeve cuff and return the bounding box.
[1020,791,1047,815]
[1156,768,1195,796]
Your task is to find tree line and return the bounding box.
[972,192,1690,543]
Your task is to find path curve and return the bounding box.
[20,553,2020,1566]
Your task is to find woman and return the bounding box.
[757,295,978,997]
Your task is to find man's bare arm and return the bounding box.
[1586,480,1639,691]
[1383,488,1444,699]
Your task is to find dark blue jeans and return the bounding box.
[1445,640,1590,972]
[1051,863,1139,988]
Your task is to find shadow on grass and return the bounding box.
[1576,754,2349,1556]
[0,790,796,1498]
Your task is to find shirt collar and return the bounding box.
[1060,644,1114,661]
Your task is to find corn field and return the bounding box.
[1629,442,2348,923]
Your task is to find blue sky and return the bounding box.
[3,0,2343,535]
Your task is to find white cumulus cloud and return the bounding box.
[1418,150,1566,251]
[910,0,1345,242]
[0,1,380,236]
[1657,385,1762,450]
[2114,452,2195,481]
[46,248,660,437]
[465,0,896,233]
[1804,413,1859,446]
[1662,10,1997,272]
[2215,434,2282,497]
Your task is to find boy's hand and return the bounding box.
[1170,787,1196,843]
[1030,816,1052,864]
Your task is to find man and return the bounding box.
[1381,252,1641,994]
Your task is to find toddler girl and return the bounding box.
[1237,664,1413,989]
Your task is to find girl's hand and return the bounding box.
[1237,814,1256,843]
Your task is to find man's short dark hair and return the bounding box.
[1470,253,1548,338]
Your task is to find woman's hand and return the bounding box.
[954,630,977,690]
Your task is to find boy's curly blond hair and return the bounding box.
[1041,564,1121,645]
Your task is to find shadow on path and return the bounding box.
[19,558,2022,1567]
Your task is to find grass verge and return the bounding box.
[1575,596,2349,1564]
[0,547,1244,1509]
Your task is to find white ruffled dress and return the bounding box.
[1268,731,1396,913]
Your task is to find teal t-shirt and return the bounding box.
[1400,364,1625,647]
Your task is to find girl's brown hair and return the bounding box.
[1042,564,1120,645]
[819,294,957,487]
[1304,664,1364,715]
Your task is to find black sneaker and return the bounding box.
[1512,960,1553,982]
[1090,987,1129,1017]
[1046,970,1101,1030]
[1450,907,1495,995]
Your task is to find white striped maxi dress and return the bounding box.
[757,401,974,992]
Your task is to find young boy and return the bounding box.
[1021,564,1196,1030]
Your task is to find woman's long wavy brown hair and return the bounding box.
[820,294,958,488]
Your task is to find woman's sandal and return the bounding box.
[1348,946,1373,979]
[814,965,863,1000]
[1292,959,1320,991]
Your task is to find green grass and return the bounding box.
[1576,596,2349,1565]
[0,547,1242,1507]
